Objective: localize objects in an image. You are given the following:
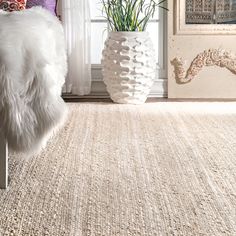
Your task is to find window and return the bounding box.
[90,0,167,81]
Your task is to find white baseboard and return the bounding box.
[88,79,167,98]
[63,79,167,99]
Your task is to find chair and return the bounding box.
[0,6,67,189]
[0,131,8,188]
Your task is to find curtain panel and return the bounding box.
[59,0,91,95]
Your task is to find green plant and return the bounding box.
[101,0,167,32]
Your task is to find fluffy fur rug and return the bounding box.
[0,7,67,152]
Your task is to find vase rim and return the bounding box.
[109,31,149,34]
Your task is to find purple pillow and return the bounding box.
[26,0,57,15]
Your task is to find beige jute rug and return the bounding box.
[0,102,236,236]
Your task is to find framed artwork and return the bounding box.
[175,0,236,34]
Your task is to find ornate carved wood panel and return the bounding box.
[171,49,236,84]
[186,0,236,24]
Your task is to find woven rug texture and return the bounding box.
[0,102,236,236]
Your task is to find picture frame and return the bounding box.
[175,0,236,35]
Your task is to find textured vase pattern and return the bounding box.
[102,32,156,104]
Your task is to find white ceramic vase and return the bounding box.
[102,32,156,105]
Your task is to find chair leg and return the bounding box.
[0,131,8,189]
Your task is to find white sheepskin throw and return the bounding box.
[0,7,67,153]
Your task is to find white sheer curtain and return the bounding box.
[60,0,91,95]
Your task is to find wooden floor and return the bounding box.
[63,96,236,103]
